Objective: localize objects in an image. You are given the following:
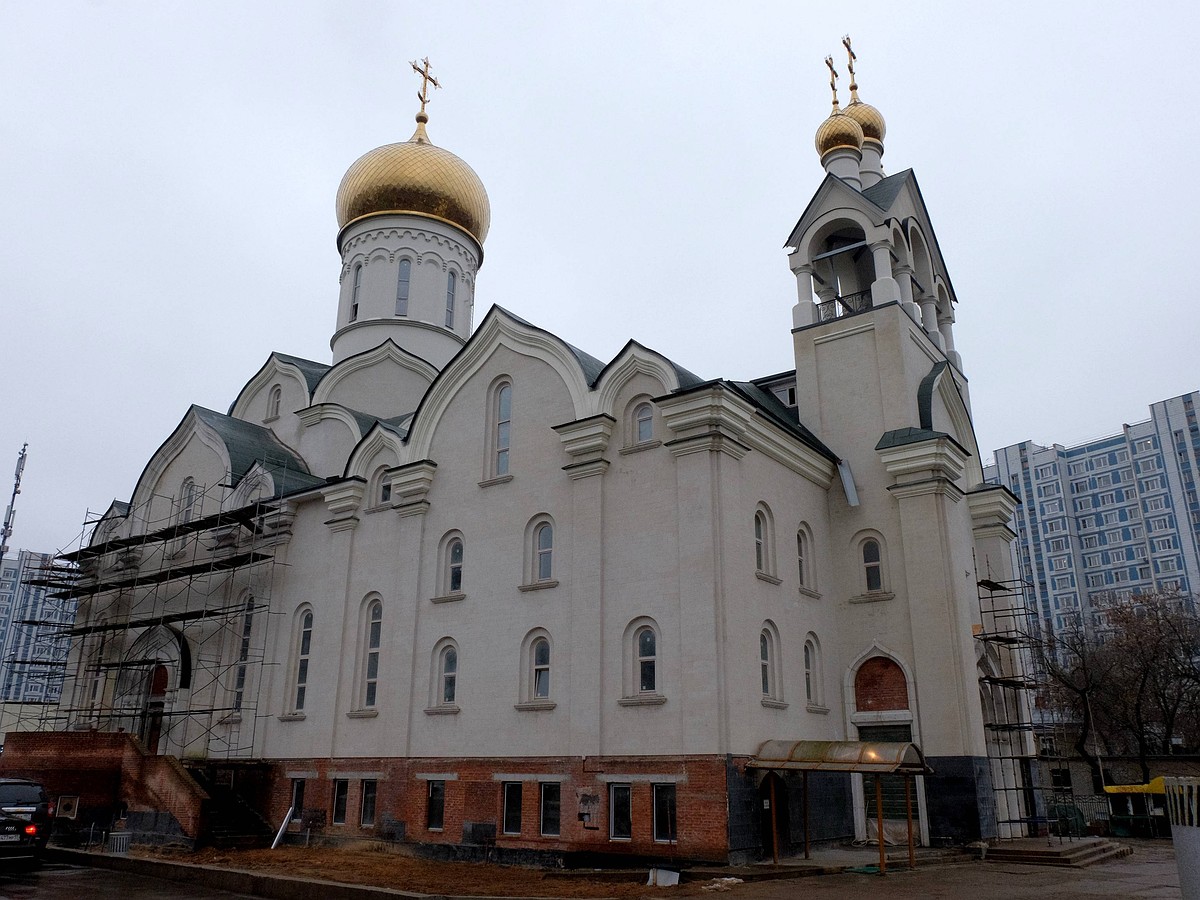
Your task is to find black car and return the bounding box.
[0,779,52,866]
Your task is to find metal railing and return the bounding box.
[815,289,873,322]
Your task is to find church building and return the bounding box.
[4,49,1030,863]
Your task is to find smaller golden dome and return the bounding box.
[336,112,491,245]
[845,100,886,145]
[814,110,864,157]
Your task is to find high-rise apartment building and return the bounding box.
[0,550,74,702]
[985,391,1200,634]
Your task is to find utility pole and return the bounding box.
[1,443,27,558]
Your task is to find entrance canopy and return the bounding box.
[748,739,931,775]
[1104,776,1166,795]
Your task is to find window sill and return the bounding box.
[618,694,667,707]
[347,709,379,719]
[478,474,514,489]
[431,592,466,604]
[849,590,895,604]
[806,703,831,715]
[797,586,822,600]
[277,713,306,722]
[760,698,789,710]
[619,440,662,456]
[755,571,782,585]
[424,705,461,716]
[515,699,557,711]
[263,414,280,424]
[518,580,559,593]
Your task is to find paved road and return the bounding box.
[0,863,255,900]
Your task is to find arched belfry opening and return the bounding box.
[809,221,873,321]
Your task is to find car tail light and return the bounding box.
[23,825,36,835]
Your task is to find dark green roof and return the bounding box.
[875,426,952,451]
[274,353,330,395]
[192,406,311,489]
[860,169,912,210]
[727,381,837,462]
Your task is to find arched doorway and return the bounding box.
[758,772,790,861]
[139,664,169,753]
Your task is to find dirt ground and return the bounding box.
[134,844,716,897]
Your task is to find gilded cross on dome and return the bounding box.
[842,35,861,102]
[410,57,441,114]
[824,56,841,111]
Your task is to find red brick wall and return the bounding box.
[854,656,909,711]
[0,731,206,837]
[267,754,730,862]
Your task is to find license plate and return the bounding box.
[0,835,21,842]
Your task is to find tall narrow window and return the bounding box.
[363,600,382,708]
[535,523,554,581]
[502,782,523,835]
[532,637,550,698]
[440,645,457,705]
[267,384,282,419]
[796,530,808,586]
[862,539,882,591]
[180,478,197,524]
[637,626,657,693]
[233,595,255,711]
[804,641,814,702]
[427,780,445,830]
[635,403,653,443]
[540,783,561,836]
[351,264,362,322]
[760,631,772,696]
[653,784,677,843]
[360,779,377,827]
[396,258,411,316]
[754,512,766,571]
[447,538,464,593]
[294,610,313,712]
[332,779,348,825]
[290,779,305,822]
[804,635,822,706]
[445,271,456,328]
[609,783,632,840]
[494,383,512,476]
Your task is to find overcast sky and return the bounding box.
[2,2,1198,554]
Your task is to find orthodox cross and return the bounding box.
[411,57,441,114]
[824,56,841,110]
[842,35,861,102]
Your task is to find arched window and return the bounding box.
[371,466,392,507]
[396,258,411,316]
[754,513,766,571]
[804,635,822,706]
[760,631,772,696]
[760,622,784,705]
[620,618,665,703]
[445,271,457,328]
[535,523,553,581]
[531,637,550,699]
[179,478,197,524]
[494,382,512,476]
[362,599,382,709]
[862,539,882,592]
[293,609,313,713]
[232,594,255,712]
[796,529,808,587]
[267,384,282,419]
[439,644,458,705]
[635,402,653,444]
[753,504,777,579]
[350,264,363,322]
[447,537,464,594]
[636,626,657,694]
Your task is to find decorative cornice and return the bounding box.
[321,480,364,530]
[887,477,964,502]
[387,459,438,508]
[877,433,968,482]
[554,415,614,476]
[966,484,1020,529]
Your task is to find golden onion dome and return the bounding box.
[814,109,864,157]
[844,100,886,145]
[335,112,491,245]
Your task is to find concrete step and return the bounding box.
[984,839,1133,868]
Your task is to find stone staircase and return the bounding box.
[982,838,1133,868]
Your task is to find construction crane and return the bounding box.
[1,444,28,558]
